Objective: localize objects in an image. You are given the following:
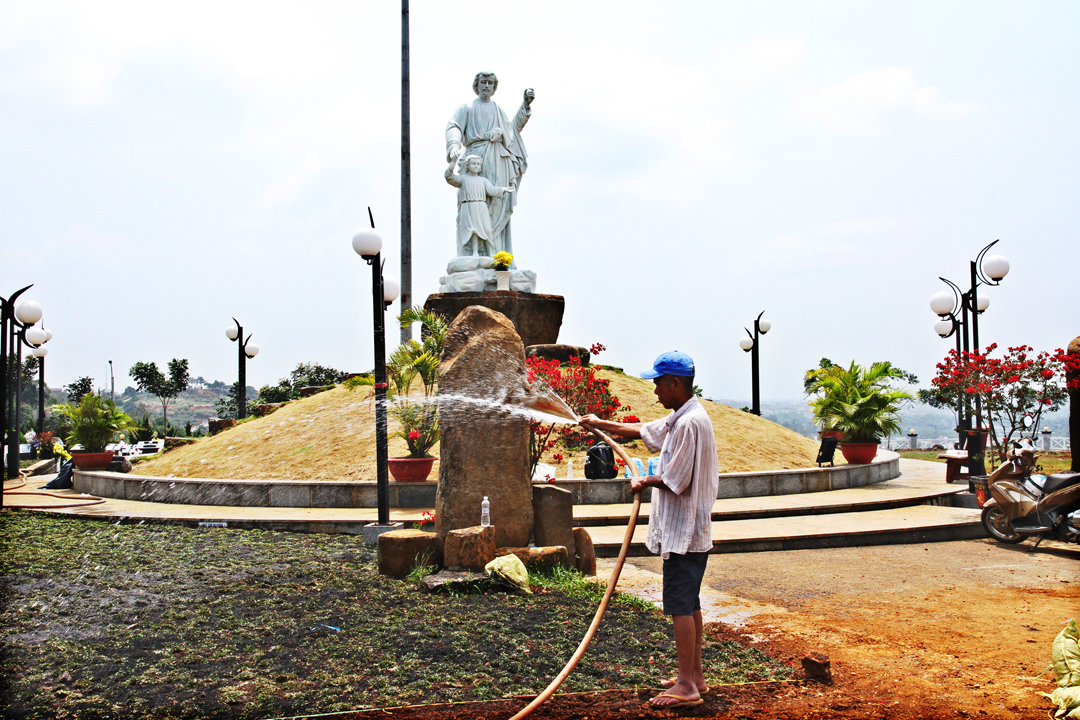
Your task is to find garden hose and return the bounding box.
[3,471,107,509]
[508,426,642,720]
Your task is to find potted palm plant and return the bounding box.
[52,394,139,470]
[808,361,912,464]
[348,308,447,482]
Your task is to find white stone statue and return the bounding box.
[446,72,533,257]
[439,72,538,294]
[445,155,514,258]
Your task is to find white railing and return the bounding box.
[1050,437,1071,451]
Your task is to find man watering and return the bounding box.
[580,351,718,709]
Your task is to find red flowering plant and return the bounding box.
[921,344,1076,464]
[525,346,626,476]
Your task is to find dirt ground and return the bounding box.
[350,538,1078,720]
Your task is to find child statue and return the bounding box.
[445,154,514,258]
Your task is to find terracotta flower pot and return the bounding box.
[839,442,878,465]
[818,430,842,439]
[70,451,115,471]
[387,456,436,482]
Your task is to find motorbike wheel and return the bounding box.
[981,506,1025,544]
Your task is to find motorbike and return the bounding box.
[981,435,1080,547]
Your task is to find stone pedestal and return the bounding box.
[425,292,564,349]
[439,256,537,293]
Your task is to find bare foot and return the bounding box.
[661,676,708,693]
[649,679,701,707]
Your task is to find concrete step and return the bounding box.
[7,459,984,553]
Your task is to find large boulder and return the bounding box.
[532,485,576,559]
[435,306,537,547]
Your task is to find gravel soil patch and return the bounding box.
[0,511,789,719]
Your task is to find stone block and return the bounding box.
[443,525,496,572]
[532,485,576,559]
[209,419,235,435]
[377,528,440,578]
[801,652,832,683]
[572,528,596,576]
[527,546,570,570]
[493,545,571,570]
[803,470,830,494]
[448,256,483,273]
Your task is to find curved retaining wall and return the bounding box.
[73,451,899,510]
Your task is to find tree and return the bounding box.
[214,383,258,419]
[922,344,1077,462]
[256,362,350,404]
[64,377,95,405]
[129,359,190,432]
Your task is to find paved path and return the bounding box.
[5,458,982,553]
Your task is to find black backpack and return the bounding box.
[45,460,75,489]
[584,442,617,479]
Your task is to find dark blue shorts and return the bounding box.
[662,551,709,616]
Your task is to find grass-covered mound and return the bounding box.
[133,368,819,482]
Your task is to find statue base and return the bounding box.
[424,292,564,349]
[439,256,537,293]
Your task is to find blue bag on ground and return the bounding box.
[44,460,75,490]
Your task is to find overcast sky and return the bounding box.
[3,1,1077,404]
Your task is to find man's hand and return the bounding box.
[630,475,654,494]
[579,414,601,428]
[524,88,535,107]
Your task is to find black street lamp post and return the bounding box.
[352,209,400,527]
[2,286,43,490]
[226,319,259,419]
[930,239,1010,477]
[738,311,771,416]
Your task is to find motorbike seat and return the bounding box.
[1043,472,1080,495]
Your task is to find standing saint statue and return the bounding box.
[446,72,534,260]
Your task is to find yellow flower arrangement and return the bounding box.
[492,251,513,270]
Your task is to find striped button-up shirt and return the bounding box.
[640,396,718,558]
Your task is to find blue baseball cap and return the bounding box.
[641,351,695,379]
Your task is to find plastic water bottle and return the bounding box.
[481,496,490,527]
[567,458,574,479]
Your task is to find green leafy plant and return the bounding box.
[806,361,913,443]
[349,308,448,459]
[51,394,139,453]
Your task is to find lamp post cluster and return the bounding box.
[226,319,259,419]
[738,311,771,416]
[352,208,401,527]
[929,239,1010,476]
[3,285,52,492]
